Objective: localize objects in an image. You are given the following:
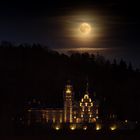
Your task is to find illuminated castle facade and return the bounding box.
[27,82,99,125]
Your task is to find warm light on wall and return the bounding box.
[60,115,62,123]
[28,109,31,112]
[55,126,60,130]
[55,125,61,130]
[96,116,99,119]
[70,124,76,130]
[28,82,100,126]
[96,124,102,130]
[83,125,88,130]
[66,89,71,94]
[46,116,49,122]
[53,124,61,130]
[110,124,117,131]
[93,118,96,122]
[96,109,98,114]
[125,120,128,123]
[53,116,55,123]
[84,94,89,99]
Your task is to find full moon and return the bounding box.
[79,23,91,34]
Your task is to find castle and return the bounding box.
[26,82,99,125]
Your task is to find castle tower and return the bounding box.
[79,82,96,123]
[63,81,74,123]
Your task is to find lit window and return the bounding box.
[89,114,92,118]
[60,115,62,123]
[93,118,96,122]
[91,103,93,106]
[84,94,89,99]
[81,114,83,117]
[125,120,128,123]
[96,109,98,114]
[66,89,71,94]
[85,102,88,106]
[81,98,83,102]
[83,126,87,130]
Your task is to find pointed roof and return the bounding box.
[85,81,89,95]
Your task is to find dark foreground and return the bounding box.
[1,126,139,140]
[1,131,140,140]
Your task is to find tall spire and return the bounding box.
[85,77,89,95]
[66,80,71,85]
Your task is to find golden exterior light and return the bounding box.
[59,115,63,123]
[96,109,98,114]
[46,116,49,122]
[93,118,96,122]
[70,124,76,130]
[64,83,73,123]
[55,126,60,130]
[28,109,31,112]
[53,124,61,130]
[125,120,128,123]
[96,116,99,119]
[66,89,71,94]
[83,126,88,130]
[96,124,102,130]
[53,116,55,123]
[110,124,117,131]
[84,94,89,99]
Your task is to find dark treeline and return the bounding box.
[0,42,140,134]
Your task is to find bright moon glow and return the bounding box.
[79,23,91,34]
[62,13,102,45]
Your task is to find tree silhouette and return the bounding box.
[0,42,140,134]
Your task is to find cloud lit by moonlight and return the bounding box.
[48,10,104,48]
[62,13,103,46]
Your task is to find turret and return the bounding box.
[63,81,74,123]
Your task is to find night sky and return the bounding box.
[0,0,140,68]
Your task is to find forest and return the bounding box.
[0,42,140,134]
